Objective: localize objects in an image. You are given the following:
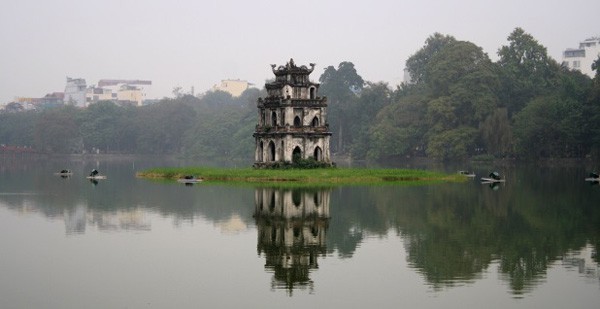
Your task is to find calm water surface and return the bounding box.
[0,157,599,308]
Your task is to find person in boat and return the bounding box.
[90,169,99,177]
[60,169,69,173]
[489,172,501,180]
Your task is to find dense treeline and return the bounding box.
[2,27,600,161]
[0,89,262,161]
[326,28,600,161]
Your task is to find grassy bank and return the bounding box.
[137,167,463,185]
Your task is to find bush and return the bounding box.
[261,158,334,169]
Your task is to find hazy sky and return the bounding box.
[1,0,599,103]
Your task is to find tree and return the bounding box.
[405,33,457,85]
[348,82,392,159]
[513,95,584,158]
[479,108,513,157]
[136,100,196,154]
[421,41,500,159]
[182,104,253,160]
[426,126,478,161]
[80,101,125,153]
[0,110,37,146]
[497,27,558,116]
[34,106,82,153]
[172,86,183,98]
[319,62,365,101]
[587,56,600,154]
[199,90,235,107]
[318,62,365,154]
[368,94,428,160]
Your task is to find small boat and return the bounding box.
[86,175,107,180]
[481,171,505,183]
[86,169,106,180]
[177,175,203,183]
[585,172,599,182]
[54,169,73,176]
[458,170,476,177]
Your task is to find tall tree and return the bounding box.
[497,27,558,116]
[405,33,457,85]
[423,40,500,159]
[318,62,365,154]
[348,82,392,159]
[588,56,600,154]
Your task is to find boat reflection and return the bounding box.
[254,187,330,293]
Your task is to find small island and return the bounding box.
[136,167,463,185]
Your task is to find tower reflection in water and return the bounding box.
[254,187,330,293]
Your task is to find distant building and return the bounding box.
[86,86,114,105]
[13,92,64,110]
[84,79,151,106]
[212,79,251,97]
[562,37,600,78]
[15,97,41,110]
[40,92,64,109]
[97,79,151,106]
[116,85,145,106]
[64,77,87,107]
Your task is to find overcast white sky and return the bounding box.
[1,0,599,103]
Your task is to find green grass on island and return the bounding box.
[136,167,465,185]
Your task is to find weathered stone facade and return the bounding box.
[253,59,333,167]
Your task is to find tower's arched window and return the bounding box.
[271,111,277,127]
[309,87,316,99]
[293,146,302,163]
[258,141,264,162]
[268,141,276,162]
[314,146,322,161]
[294,116,302,127]
[311,116,319,127]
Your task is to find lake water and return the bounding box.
[0,157,599,308]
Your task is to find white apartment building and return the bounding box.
[212,79,251,97]
[562,37,600,78]
[64,77,87,107]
